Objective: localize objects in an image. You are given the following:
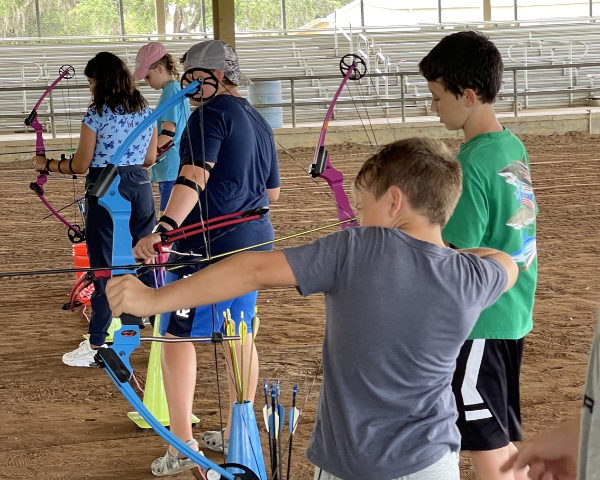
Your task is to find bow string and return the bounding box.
[26,64,86,243]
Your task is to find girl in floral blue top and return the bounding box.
[34,51,158,367]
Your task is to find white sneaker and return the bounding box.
[62,339,107,367]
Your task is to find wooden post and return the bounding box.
[213,0,236,48]
[483,0,491,21]
[155,0,166,37]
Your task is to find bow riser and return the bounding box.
[309,59,362,228]
[96,173,136,276]
[311,146,358,228]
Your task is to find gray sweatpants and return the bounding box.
[313,451,460,480]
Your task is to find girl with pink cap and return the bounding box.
[135,42,191,216]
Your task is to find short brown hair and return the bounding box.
[354,138,462,227]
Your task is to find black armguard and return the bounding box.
[174,175,204,193]
[160,129,175,137]
[157,215,179,230]
[181,158,213,173]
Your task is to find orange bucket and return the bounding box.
[72,243,93,306]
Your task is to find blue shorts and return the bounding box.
[158,180,175,211]
[159,269,257,338]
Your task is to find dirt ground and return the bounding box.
[1,132,599,480]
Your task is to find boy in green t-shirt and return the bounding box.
[419,31,537,480]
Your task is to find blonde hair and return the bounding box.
[151,53,180,81]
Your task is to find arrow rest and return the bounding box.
[181,68,219,102]
[339,54,367,81]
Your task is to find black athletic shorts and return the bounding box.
[452,338,525,451]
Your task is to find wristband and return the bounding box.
[157,215,179,230]
[160,129,175,137]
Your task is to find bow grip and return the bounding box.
[86,164,118,204]
[120,313,146,328]
[309,146,328,177]
[95,348,132,383]
[24,108,39,127]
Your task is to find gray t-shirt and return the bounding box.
[578,308,600,479]
[283,227,508,480]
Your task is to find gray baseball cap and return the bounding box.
[183,40,252,87]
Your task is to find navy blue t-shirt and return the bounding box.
[177,95,280,257]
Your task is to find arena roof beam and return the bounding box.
[213,0,236,48]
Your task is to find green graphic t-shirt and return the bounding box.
[443,127,537,339]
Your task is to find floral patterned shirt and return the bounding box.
[82,104,154,167]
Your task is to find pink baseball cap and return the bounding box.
[134,42,167,80]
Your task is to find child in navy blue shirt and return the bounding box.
[132,40,280,476]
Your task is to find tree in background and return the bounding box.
[170,0,211,33]
[169,0,351,32]
[0,0,352,38]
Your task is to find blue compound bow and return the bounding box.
[86,73,260,480]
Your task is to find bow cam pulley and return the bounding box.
[180,68,219,102]
[58,64,76,80]
[339,54,367,81]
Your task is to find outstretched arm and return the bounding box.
[106,250,297,318]
[458,247,519,292]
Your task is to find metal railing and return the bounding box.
[2,61,600,136]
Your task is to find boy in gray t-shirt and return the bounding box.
[106,138,518,480]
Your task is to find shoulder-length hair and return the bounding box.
[84,52,148,116]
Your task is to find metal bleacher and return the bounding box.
[2,17,600,137]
